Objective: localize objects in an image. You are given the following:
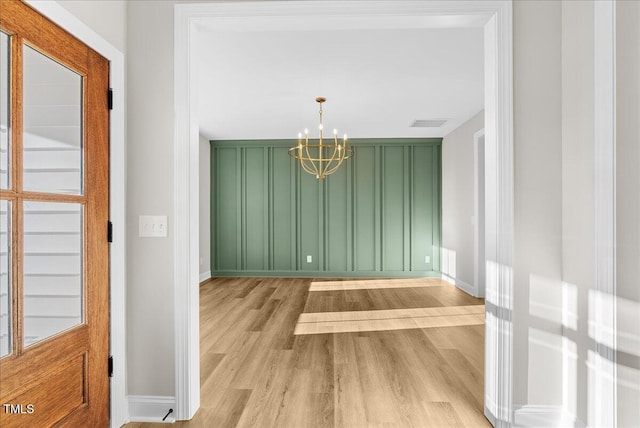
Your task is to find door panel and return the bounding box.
[0,1,110,426]
[1,354,86,428]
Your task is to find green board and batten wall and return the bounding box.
[211,138,442,277]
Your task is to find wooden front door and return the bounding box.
[0,1,110,426]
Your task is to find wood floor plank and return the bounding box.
[439,349,484,408]
[333,334,367,428]
[123,277,490,428]
[207,388,252,427]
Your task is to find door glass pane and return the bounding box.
[23,201,82,347]
[0,200,10,357]
[0,32,9,189]
[23,45,82,195]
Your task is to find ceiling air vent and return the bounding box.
[410,119,447,128]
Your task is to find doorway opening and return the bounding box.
[175,1,514,424]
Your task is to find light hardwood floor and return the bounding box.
[125,277,490,428]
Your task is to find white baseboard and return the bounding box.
[128,395,176,423]
[199,270,211,283]
[442,273,478,297]
[514,405,585,428]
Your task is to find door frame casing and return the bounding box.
[25,2,127,427]
[174,0,514,423]
[473,128,486,298]
[593,1,618,425]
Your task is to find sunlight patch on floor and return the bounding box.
[295,305,485,335]
[309,277,444,291]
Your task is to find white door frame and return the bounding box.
[174,1,514,424]
[473,128,486,299]
[593,1,618,426]
[24,2,128,427]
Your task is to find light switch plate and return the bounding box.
[139,215,168,237]
[306,255,312,263]
[425,255,431,264]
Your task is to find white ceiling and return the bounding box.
[195,15,484,141]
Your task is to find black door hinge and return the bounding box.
[107,221,113,243]
[108,355,113,377]
[108,88,113,110]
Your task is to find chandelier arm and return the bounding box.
[303,144,320,176]
[327,146,349,175]
[301,151,316,174]
[300,158,317,174]
[324,158,345,176]
[288,146,303,160]
[300,158,319,176]
[319,151,333,177]
[325,145,340,171]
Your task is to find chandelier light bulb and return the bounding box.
[304,128,309,135]
[333,129,338,135]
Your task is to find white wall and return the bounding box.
[126,0,177,397]
[615,1,640,425]
[199,135,211,280]
[56,0,127,53]
[59,0,175,401]
[55,0,182,405]
[512,0,564,411]
[441,110,484,291]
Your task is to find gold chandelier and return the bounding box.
[289,97,353,179]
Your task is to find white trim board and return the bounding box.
[174,0,514,423]
[199,271,212,283]
[481,3,513,426]
[25,2,128,427]
[473,128,486,299]
[514,405,586,428]
[128,396,176,424]
[592,1,618,426]
[442,273,478,298]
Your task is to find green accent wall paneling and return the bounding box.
[325,165,349,272]
[211,139,442,277]
[353,146,377,271]
[382,146,405,271]
[243,147,267,270]
[298,165,321,271]
[270,147,294,271]
[214,147,239,270]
